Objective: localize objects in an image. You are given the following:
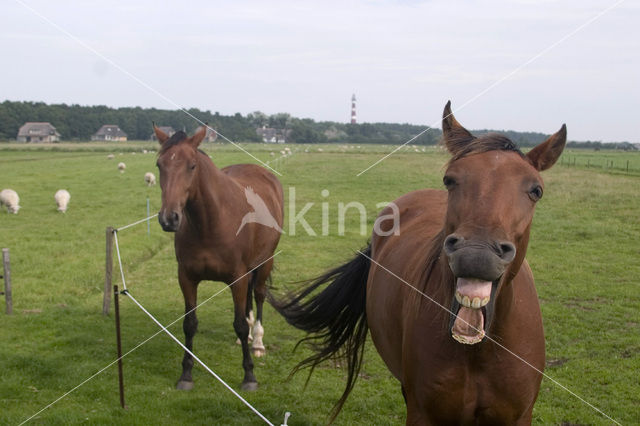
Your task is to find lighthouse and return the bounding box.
[350,94,357,124]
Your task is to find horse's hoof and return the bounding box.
[176,380,194,390]
[241,381,258,391]
[252,347,266,358]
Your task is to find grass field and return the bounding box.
[0,142,638,425]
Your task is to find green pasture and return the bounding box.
[0,142,638,425]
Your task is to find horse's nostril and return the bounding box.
[498,242,516,261]
[444,234,463,254]
[171,211,179,223]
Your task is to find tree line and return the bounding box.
[0,101,635,149]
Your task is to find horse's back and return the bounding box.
[222,163,284,218]
[222,163,280,187]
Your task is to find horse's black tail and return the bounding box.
[269,245,371,423]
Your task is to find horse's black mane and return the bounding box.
[158,131,188,155]
[445,133,525,166]
[158,131,208,158]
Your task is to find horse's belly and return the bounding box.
[366,277,405,380]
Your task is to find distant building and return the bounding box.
[150,126,176,141]
[17,122,61,143]
[92,124,127,141]
[256,126,291,143]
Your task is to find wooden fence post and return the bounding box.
[2,248,12,315]
[103,227,114,315]
[114,285,126,409]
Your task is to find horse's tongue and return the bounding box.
[452,307,485,345]
[455,278,492,306]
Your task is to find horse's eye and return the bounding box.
[443,175,456,189]
[529,185,543,201]
[189,164,196,171]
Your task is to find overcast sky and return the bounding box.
[2,0,638,142]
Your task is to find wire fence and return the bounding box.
[559,155,640,175]
[110,216,281,425]
[20,214,286,426]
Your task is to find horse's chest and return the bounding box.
[175,238,236,282]
[415,351,535,424]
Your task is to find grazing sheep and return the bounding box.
[107,154,115,160]
[118,162,126,173]
[0,189,20,214]
[55,189,70,213]
[144,172,156,186]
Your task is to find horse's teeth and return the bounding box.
[457,294,489,309]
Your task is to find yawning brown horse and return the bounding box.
[273,102,566,424]
[154,125,284,391]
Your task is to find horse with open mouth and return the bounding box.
[272,101,566,424]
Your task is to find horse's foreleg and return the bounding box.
[176,269,199,390]
[236,271,255,345]
[251,260,272,358]
[231,274,258,391]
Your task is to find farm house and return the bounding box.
[16,122,61,143]
[91,125,128,141]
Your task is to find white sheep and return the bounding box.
[0,189,20,214]
[144,172,156,186]
[118,162,126,173]
[54,189,70,213]
[107,154,115,160]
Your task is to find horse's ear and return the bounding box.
[442,100,475,155]
[153,123,169,144]
[189,124,207,148]
[526,124,566,171]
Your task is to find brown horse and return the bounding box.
[273,102,566,424]
[154,125,284,391]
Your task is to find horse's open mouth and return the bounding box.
[450,278,495,345]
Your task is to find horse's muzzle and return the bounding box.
[443,233,516,344]
[443,234,516,281]
[159,210,181,232]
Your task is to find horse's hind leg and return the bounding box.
[176,268,199,390]
[231,273,258,391]
[252,259,273,358]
